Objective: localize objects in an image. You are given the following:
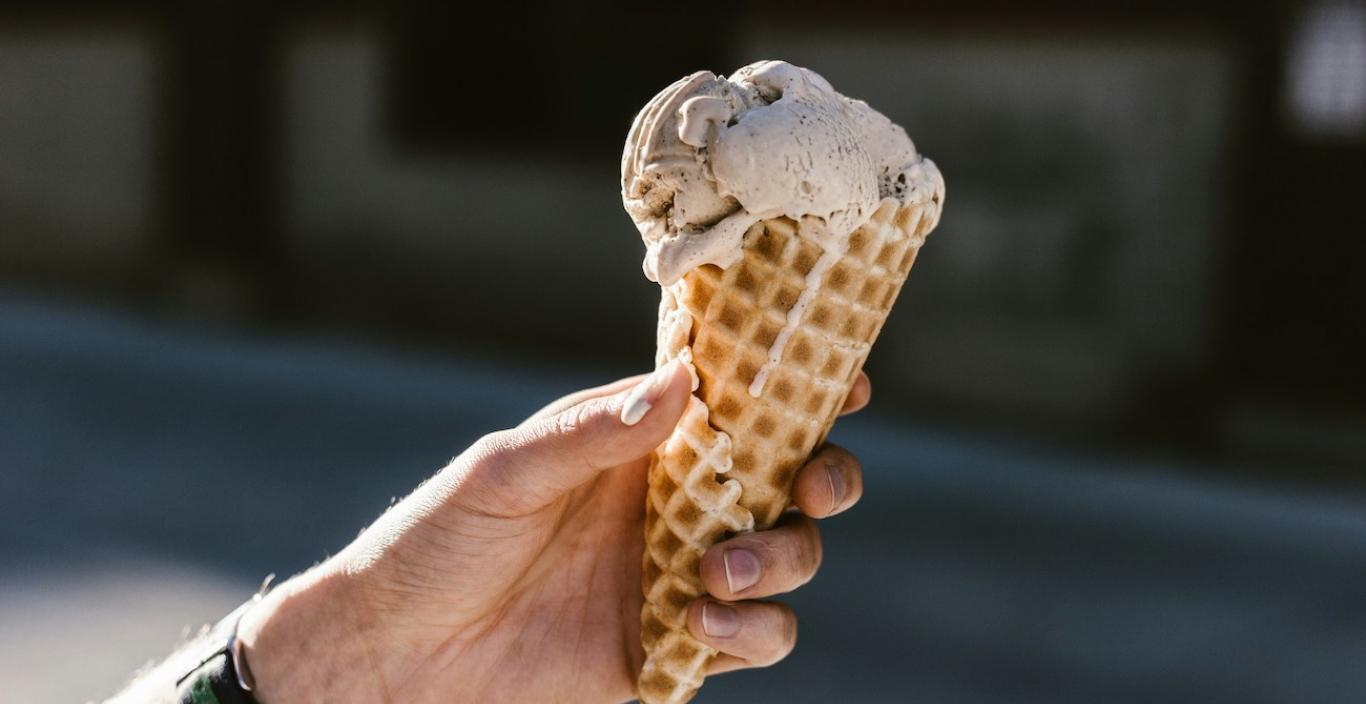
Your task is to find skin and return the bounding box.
[236,362,871,703]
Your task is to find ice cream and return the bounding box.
[622,60,943,289]
[625,60,945,704]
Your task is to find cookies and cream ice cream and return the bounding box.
[621,60,944,287]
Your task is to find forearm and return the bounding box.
[107,564,384,704]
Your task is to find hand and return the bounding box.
[236,362,871,704]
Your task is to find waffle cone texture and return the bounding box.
[638,194,943,704]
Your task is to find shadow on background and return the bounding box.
[2,1,1365,702]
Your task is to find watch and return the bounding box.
[175,578,272,704]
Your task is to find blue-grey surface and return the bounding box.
[3,299,1366,703]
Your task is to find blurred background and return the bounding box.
[3,0,1366,702]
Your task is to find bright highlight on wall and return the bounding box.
[1287,1,1366,137]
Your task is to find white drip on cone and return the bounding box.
[747,221,849,398]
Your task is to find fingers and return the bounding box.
[684,446,863,673]
[687,599,798,668]
[460,361,692,515]
[791,444,864,518]
[838,371,872,415]
[698,514,822,601]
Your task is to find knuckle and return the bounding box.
[455,430,544,517]
[549,401,595,439]
[462,431,511,482]
[760,521,822,590]
[549,399,612,472]
[470,429,510,458]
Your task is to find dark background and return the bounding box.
[2,1,1365,702]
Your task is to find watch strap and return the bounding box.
[176,587,268,704]
[177,650,258,704]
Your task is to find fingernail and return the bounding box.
[701,602,740,638]
[723,548,761,594]
[825,462,846,514]
[620,362,678,426]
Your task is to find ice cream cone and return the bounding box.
[638,191,943,704]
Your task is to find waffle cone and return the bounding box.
[637,193,943,703]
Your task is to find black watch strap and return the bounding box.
[176,589,268,704]
[177,650,259,704]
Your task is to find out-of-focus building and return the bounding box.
[1,0,1363,469]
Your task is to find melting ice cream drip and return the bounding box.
[624,59,946,396]
[747,222,849,398]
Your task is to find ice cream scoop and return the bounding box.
[622,60,943,286]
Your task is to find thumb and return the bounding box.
[464,361,693,514]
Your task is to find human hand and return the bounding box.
[236,361,871,703]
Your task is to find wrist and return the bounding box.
[236,564,388,703]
